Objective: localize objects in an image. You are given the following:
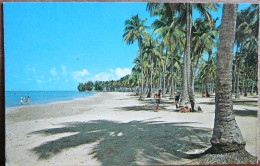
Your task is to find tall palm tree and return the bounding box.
[142,33,160,97]
[148,3,219,107]
[150,3,184,99]
[185,3,219,109]
[123,15,148,99]
[210,4,246,153]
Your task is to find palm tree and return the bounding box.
[234,10,252,98]
[148,3,219,107]
[186,3,219,109]
[192,18,218,97]
[132,57,142,95]
[210,4,246,153]
[142,33,160,97]
[234,4,259,98]
[123,15,148,99]
[150,3,184,99]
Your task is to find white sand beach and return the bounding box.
[6,92,257,166]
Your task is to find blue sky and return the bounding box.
[4,3,251,91]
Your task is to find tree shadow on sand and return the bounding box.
[30,120,212,165]
[116,105,169,112]
[116,98,174,112]
[233,109,258,117]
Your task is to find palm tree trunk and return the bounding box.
[145,75,149,94]
[170,52,175,99]
[163,51,168,97]
[190,55,200,111]
[210,82,214,94]
[205,81,209,96]
[211,4,246,153]
[244,68,249,97]
[189,64,196,111]
[185,3,195,111]
[206,52,212,97]
[139,41,144,99]
[180,3,190,107]
[148,61,153,97]
[191,69,196,94]
[159,72,162,90]
[251,82,254,94]
[174,81,177,92]
[233,46,239,93]
[235,51,241,98]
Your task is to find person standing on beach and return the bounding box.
[27,96,30,104]
[154,90,162,112]
[20,97,24,105]
[175,92,181,108]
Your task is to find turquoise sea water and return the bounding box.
[5,91,94,108]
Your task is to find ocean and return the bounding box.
[5,91,94,108]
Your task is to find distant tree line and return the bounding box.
[77,75,136,92]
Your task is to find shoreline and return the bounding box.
[5,90,96,109]
[6,92,257,165]
[5,92,98,114]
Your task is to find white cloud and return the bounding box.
[50,68,57,76]
[72,67,132,83]
[72,69,91,82]
[61,65,67,76]
[89,67,131,82]
[94,72,113,81]
[115,68,131,78]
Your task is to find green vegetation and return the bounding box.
[77,75,134,92]
[77,81,94,92]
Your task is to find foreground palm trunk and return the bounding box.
[210,4,246,152]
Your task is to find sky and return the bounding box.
[4,2,251,91]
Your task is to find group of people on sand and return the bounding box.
[20,96,30,105]
[154,90,190,113]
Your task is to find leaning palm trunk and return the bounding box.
[210,4,246,152]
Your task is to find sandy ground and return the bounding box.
[6,92,257,166]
